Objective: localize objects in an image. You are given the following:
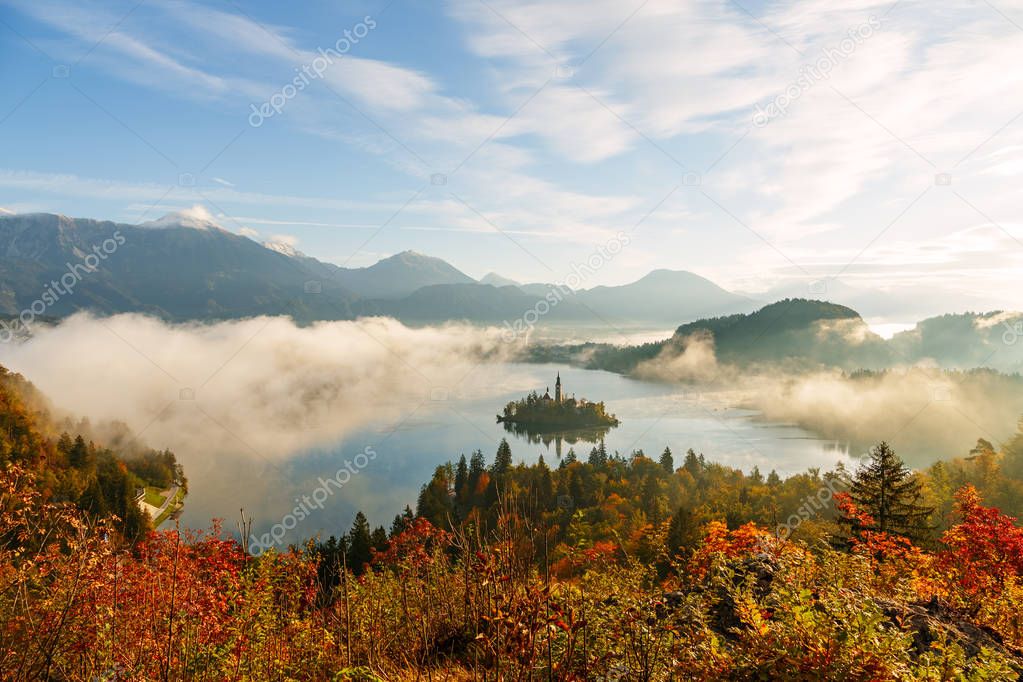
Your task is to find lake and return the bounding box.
[178,362,853,550]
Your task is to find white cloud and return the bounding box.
[6,0,1023,304]
[262,235,302,257]
[140,204,221,230]
[445,0,1023,246]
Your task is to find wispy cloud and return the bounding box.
[4,0,1023,303]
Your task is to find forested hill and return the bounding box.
[673,298,861,342]
[526,298,893,373]
[526,299,1023,374]
[0,365,184,539]
[306,430,1023,677]
[670,298,891,367]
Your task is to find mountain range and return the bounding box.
[3,212,1018,357]
[0,212,754,326]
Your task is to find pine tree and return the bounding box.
[493,439,513,476]
[455,454,468,492]
[56,432,73,464]
[79,476,109,517]
[588,441,608,467]
[484,440,512,510]
[535,454,554,509]
[69,435,91,469]
[467,449,486,505]
[416,465,454,527]
[346,511,373,574]
[840,442,933,542]
[683,448,702,477]
[313,535,344,602]
[390,505,414,537]
[659,446,674,474]
[666,505,701,558]
[371,525,389,553]
[642,475,665,522]
[454,454,469,513]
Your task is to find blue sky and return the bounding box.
[2,0,1023,316]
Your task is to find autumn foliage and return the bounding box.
[4,456,1023,680]
[4,362,1023,678]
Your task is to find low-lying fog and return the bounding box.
[1,314,1019,544]
[636,332,1023,464]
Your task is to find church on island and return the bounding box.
[497,372,619,430]
[540,372,572,404]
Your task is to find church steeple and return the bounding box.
[555,372,563,403]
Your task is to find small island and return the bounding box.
[497,372,620,430]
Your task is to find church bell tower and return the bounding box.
[555,372,563,403]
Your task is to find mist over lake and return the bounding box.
[179,361,852,545]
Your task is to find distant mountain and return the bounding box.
[571,269,755,323]
[518,282,568,297]
[0,212,356,321]
[334,251,474,299]
[357,283,596,323]
[0,211,803,330]
[0,213,486,322]
[386,268,754,325]
[355,269,754,326]
[479,272,519,287]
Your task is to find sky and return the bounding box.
[1,0,1023,315]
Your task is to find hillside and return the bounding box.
[0,214,475,323]
[890,311,1023,372]
[669,298,891,367]
[534,302,1023,377]
[0,364,184,538]
[528,298,894,374]
[572,268,755,323]
[0,212,358,321]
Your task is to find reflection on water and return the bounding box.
[500,419,614,458]
[180,362,853,547]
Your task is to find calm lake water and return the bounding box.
[180,362,852,548]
